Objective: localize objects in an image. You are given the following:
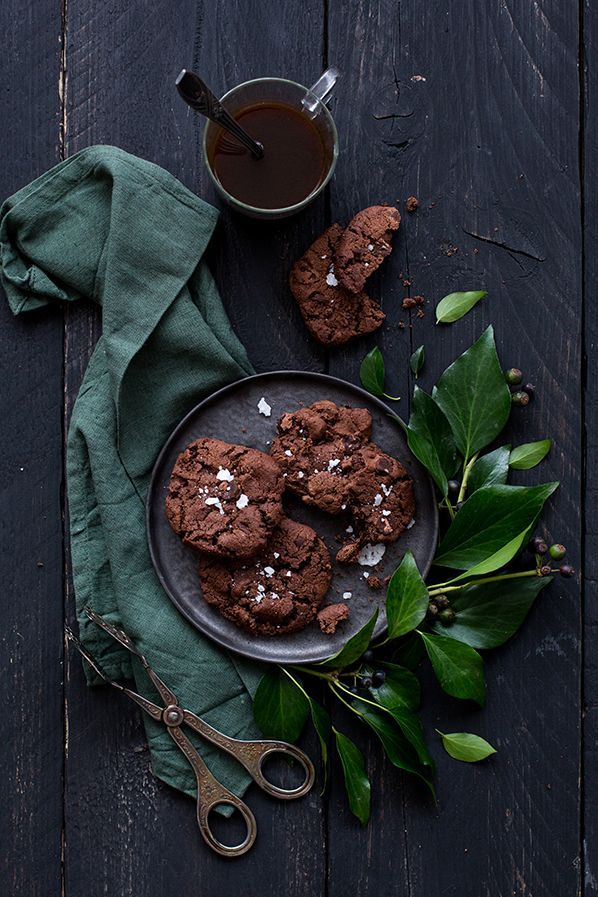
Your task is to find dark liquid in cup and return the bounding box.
[210,102,330,210]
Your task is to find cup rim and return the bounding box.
[202,77,339,217]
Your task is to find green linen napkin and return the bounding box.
[0,145,263,801]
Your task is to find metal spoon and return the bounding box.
[175,69,264,159]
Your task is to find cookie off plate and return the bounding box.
[147,372,438,664]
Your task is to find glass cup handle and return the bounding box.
[302,67,340,118]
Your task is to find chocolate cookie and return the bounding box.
[165,437,285,559]
[198,517,333,636]
[271,401,415,562]
[334,205,400,294]
[289,224,385,347]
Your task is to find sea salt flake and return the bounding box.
[264,566,275,577]
[257,397,272,417]
[271,592,280,600]
[367,243,374,251]
[257,584,266,592]
[343,592,352,600]
[346,526,354,534]
[328,458,341,471]
[273,552,280,559]
[363,572,370,579]
[297,471,305,479]
[326,265,339,287]
[205,496,224,515]
[341,503,347,510]
[406,518,416,529]
[284,449,293,457]
[373,493,383,507]
[286,571,292,577]
[216,468,234,482]
[381,483,393,497]
[357,543,387,567]
[236,494,249,509]
[253,594,263,603]
[382,510,391,517]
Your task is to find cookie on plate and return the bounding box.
[271,400,415,562]
[165,437,285,559]
[198,517,334,636]
[289,224,386,347]
[334,205,400,294]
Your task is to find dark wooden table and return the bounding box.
[1,2,595,894]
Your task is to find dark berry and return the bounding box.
[435,594,450,609]
[372,670,387,687]
[438,607,456,626]
[549,544,566,561]
[539,565,552,577]
[359,676,373,689]
[535,540,548,556]
[560,564,575,578]
[426,602,439,618]
[511,391,530,407]
[522,383,535,397]
[362,649,374,663]
[456,501,465,511]
[447,479,460,494]
[505,367,523,385]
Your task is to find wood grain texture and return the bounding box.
[326,2,582,896]
[0,2,64,895]
[583,0,597,893]
[61,2,326,895]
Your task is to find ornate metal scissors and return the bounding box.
[66,608,315,858]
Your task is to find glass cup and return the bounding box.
[202,72,339,220]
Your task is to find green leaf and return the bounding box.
[334,729,371,824]
[386,551,429,639]
[434,482,559,570]
[468,445,511,494]
[320,610,378,669]
[360,347,385,396]
[354,703,435,795]
[390,633,425,670]
[309,698,332,769]
[436,290,488,324]
[253,667,310,742]
[407,386,458,496]
[389,709,434,768]
[365,662,421,711]
[437,730,497,762]
[431,576,551,648]
[509,439,552,470]
[443,529,530,583]
[419,632,486,705]
[432,326,511,460]
[410,344,425,378]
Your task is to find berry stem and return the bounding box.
[457,452,479,504]
[383,393,401,402]
[427,567,552,596]
[290,665,334,681]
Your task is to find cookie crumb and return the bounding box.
[406,196,419,213]
[317,603,350,634]
[367,575,384,590]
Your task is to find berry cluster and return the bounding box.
[426,593,455,625]
[350,649,387,692]
[529,535,574,577]
[504,368,535,407]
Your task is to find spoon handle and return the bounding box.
[176,69,264,159]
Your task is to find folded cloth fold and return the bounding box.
[0,145,263,800]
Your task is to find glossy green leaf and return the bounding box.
[354,703,436,795]
[253,667,309,742]
[410,344,425,378]
[360,346,385,396]
[437,730,497,762]
[407,386,458,496]
[431,576,551,648]
[443,529,530,583]
[365,661,421,711]
[419,632,486,705]
[386,551,430,639]
[334,729,371,824]
[509,439,552,470]
[434,482,559,570]
[436,290,488,324]
[320,610,378,669]
[433,326,511,460]
[390,632,426,670]
[390,709,434,768]
[468,445,511,494]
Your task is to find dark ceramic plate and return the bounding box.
[147,372,438,664]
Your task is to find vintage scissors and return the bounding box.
[66,607,315,858]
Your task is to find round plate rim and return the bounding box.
[146,370,439,663]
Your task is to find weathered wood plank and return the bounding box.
[62,2,327,894]
[0,1,64,895]
[326,2,582,896]
[583,0,598,893]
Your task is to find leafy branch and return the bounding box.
[252,324,573,824]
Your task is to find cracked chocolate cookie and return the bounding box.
[198,517,334,636]
[165,437,285,559]
[270,401,415,562]
[334,205,400,294]
[289,224,386,347]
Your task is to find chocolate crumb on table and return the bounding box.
[406,195,419,213]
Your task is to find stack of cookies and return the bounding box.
[165,400,415,639]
